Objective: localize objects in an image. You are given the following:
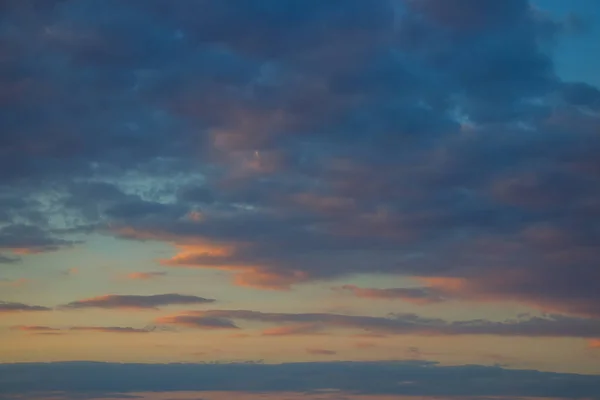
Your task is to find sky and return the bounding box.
[1,0,600,399]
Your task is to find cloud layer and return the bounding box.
[1,361,599,397]
[1,0,599,375]
[156,309,600,338]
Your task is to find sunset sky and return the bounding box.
[1,1,600,399]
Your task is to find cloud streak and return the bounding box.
[0,301,51,314]
[10,325,61,332]
[125,272,168,281]
[156,309,600,338]
[306,348,336,356]
[61,294,215,310]
[69,326,154,334]
[335,285,447,304]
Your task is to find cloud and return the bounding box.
[11,325,164,334]
[0,0,598,323]
[155,309,600,338]
[69,326,154,334]
[589,339,600,349]
[306,348,336,356]
[0,301,51,313]
[1,361,599,397]
[155,315,239,330]
[0,254,20,264]
[262,323,325,336]
[335,285,446,304]
[60,294,215,310]
[0,225,77,255]
[125,271,168,280]
[10,325,61,332]
[354,341,377,349]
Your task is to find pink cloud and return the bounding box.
[10,325,60,332]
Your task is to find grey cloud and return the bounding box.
[0,224,77,254]
[336,285,447,303]
[61,294,215,310]
[69,326,155,334]
[306,348,336,356]
[0,254,19,264]
[0,301,52,313]
[157,309,600,338]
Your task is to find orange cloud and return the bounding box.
[113,226,312,290]
[233,268,309,290]
[162,243,234,264]
[126,271,167,280]
[589,339,600,349]
[11,325,60,332]
[160,244,309,290]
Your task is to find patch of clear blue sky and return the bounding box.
[535,0,600,86]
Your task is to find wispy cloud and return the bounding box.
[11,325,165,334]
[306,348,337,356]
[0,301,51,314]
[334,285,447,304]
[262,323,325,336]
[156,309,600,338]
[156,315,239,330]
[60,294,215,310]
[125,272,168,281]
[69,326,155,334]
[10,325,61,332]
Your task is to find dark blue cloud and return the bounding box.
[1,361,599,397]
[60,294,215,310]
[0,1,598,317]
